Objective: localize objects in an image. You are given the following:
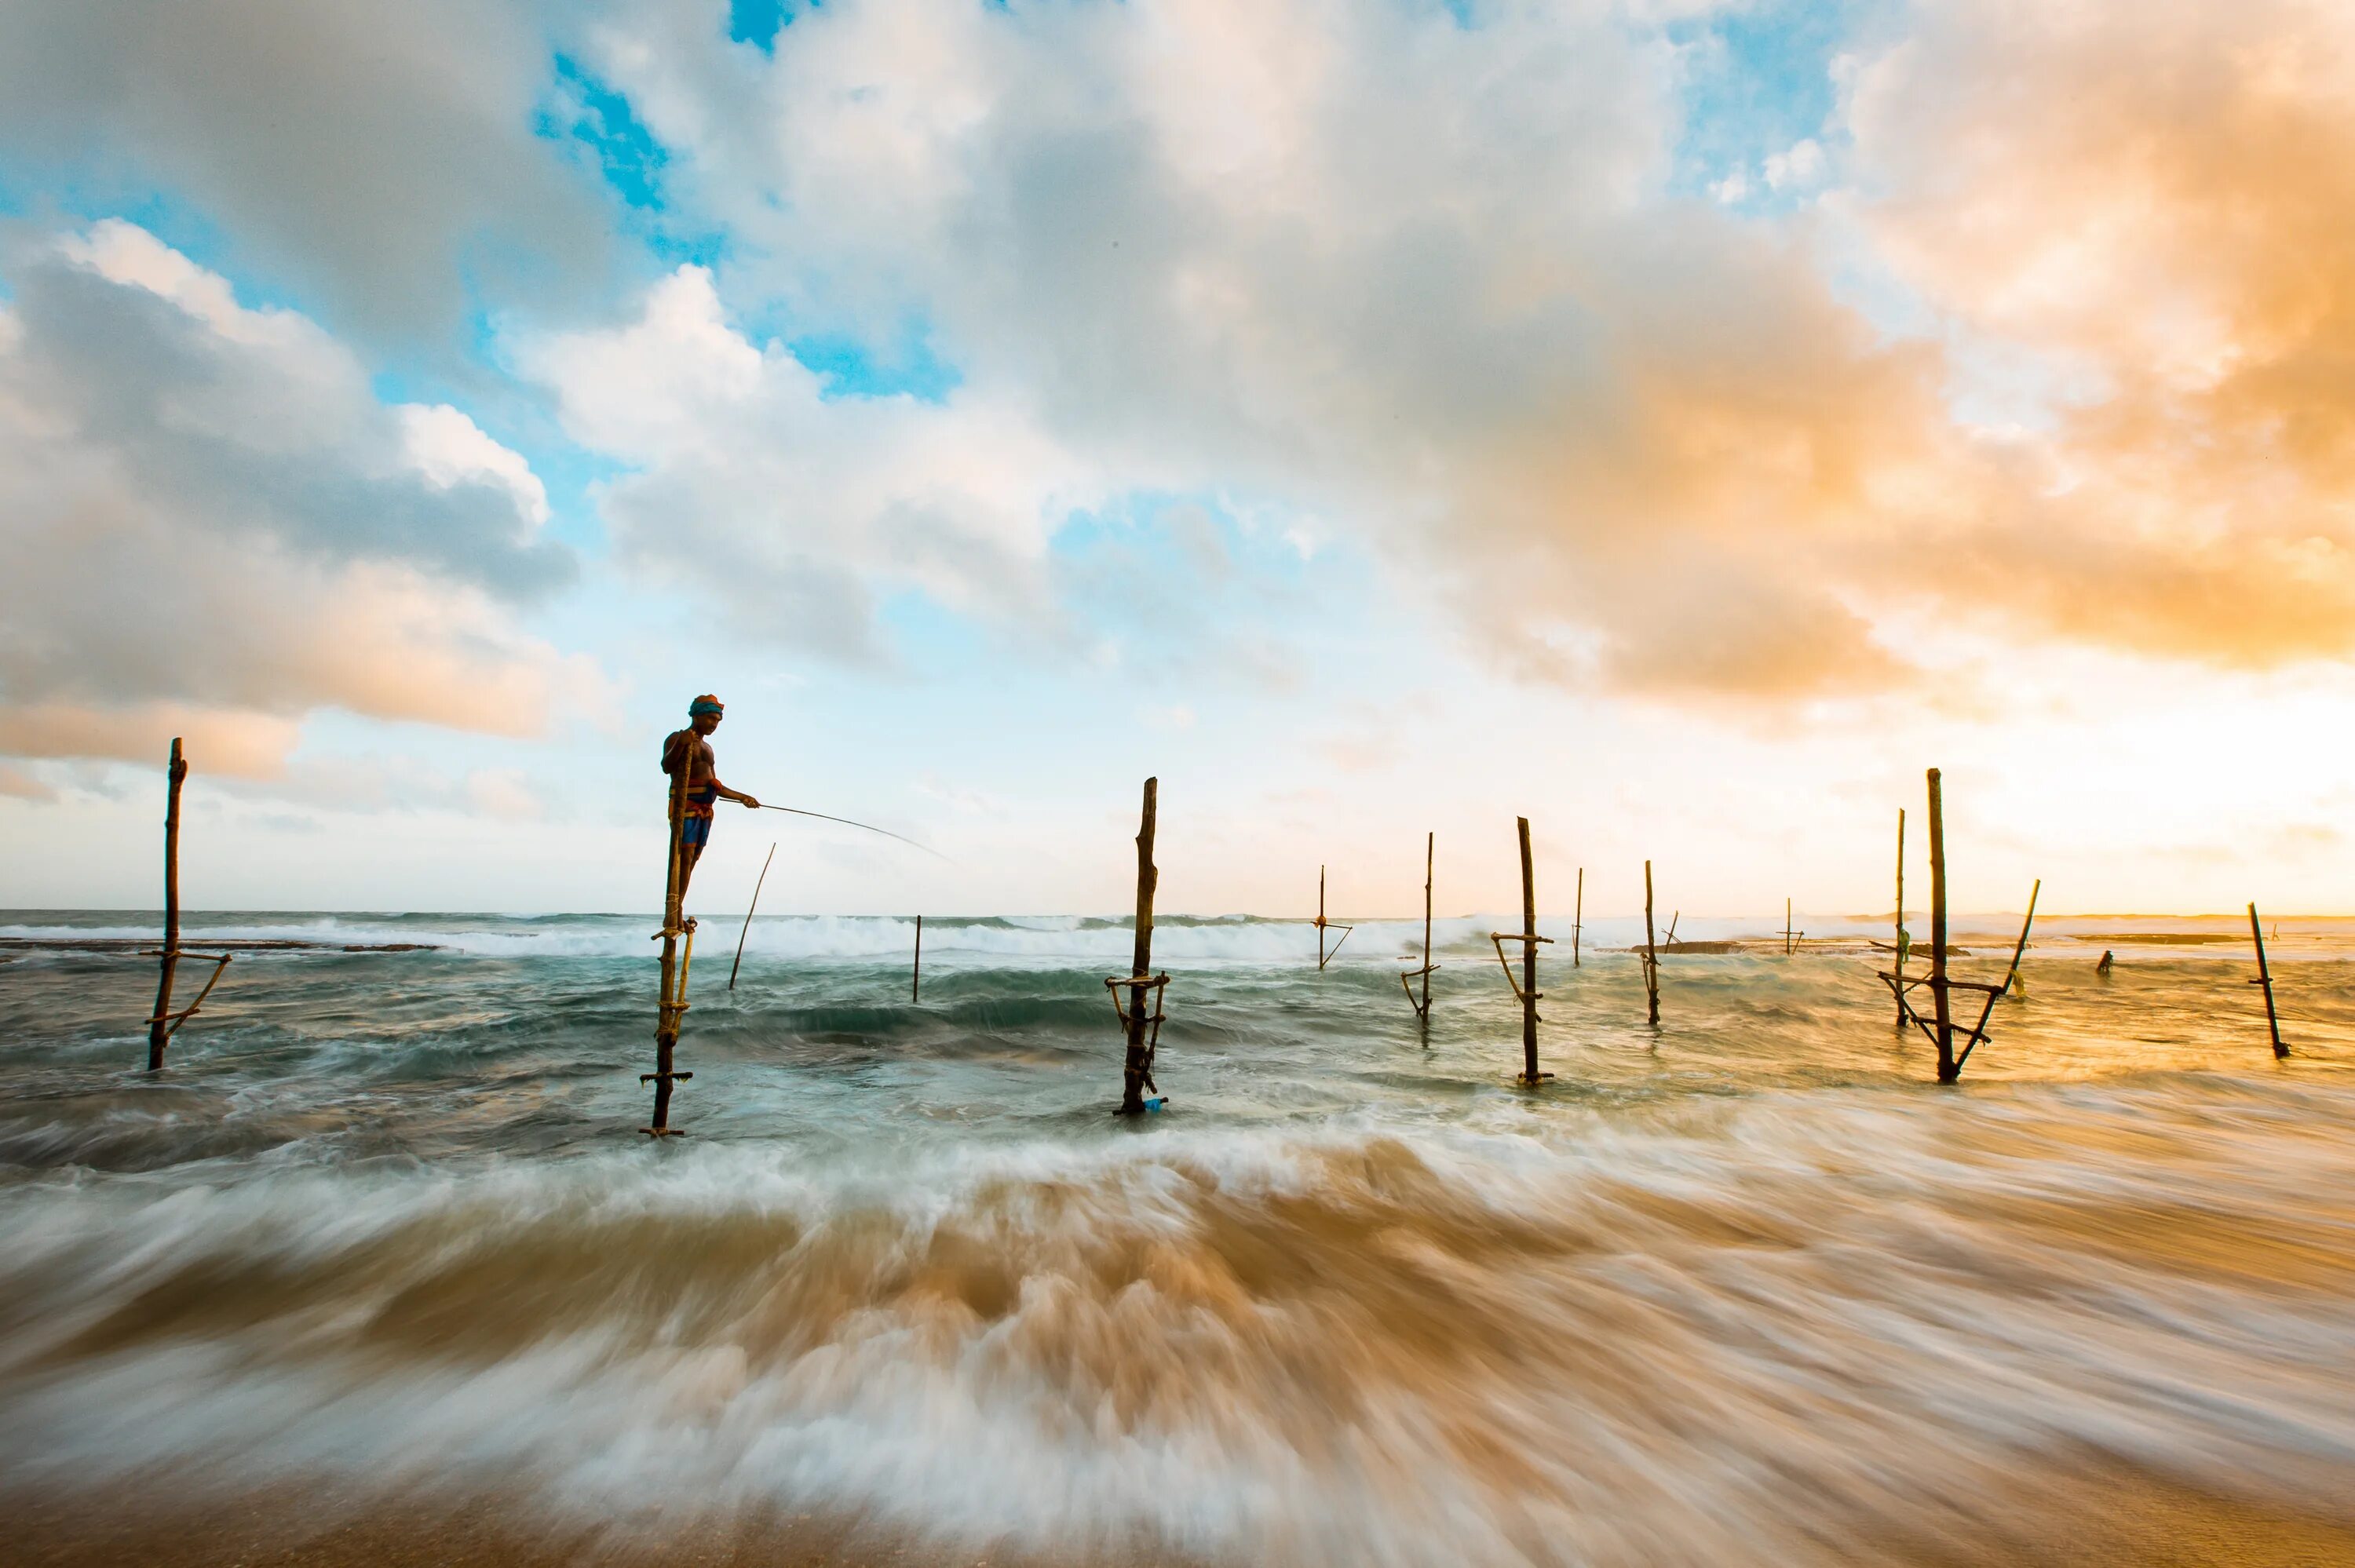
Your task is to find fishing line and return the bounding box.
[756,803,952,862]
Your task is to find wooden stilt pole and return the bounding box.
[1486,821,1551,1078]
[1573,867,1583,967]
[1893,808,1909,1027]
[1642,859,1659,1026]
[1784,897,1795,957]
[2249,903,2286,1059]
[913,913,923,1002]
[1115,779,1167,1114]
[140,738,232,1068]
[644,755,695,1135]
[1399,831,1437,1028]
[1419,833,1433,1024]
[727,841,776,991]
[1928,769,1955,1084]
[147,738,187,1072]
[1314,863,1352,968]
[1510,818,1549,1083]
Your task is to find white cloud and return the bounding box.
[0,0,614,347]
[0,224,600,773]
[548,0,2355,694]
[1762,137,1824,191]
[400,404,552,528]
[518,264,1101,659]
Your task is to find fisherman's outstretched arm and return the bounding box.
[710,774,761,808]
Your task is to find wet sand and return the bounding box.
[10,1461,2355,1568]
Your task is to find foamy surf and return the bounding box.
[3,912,2353,1564]
[5,1088,2355,1566]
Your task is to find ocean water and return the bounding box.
[2,907,2353,1563]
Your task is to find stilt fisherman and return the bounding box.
[662,695,761,900]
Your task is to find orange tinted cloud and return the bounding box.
[1846,0,2355,664]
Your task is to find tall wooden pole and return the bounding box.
[1893,808,1908,1026]
[2249,903,2286,1059]
[1927,769,1955,1084]
[1418,832,1433,1021]
[1642,859,1660,1026]
[1316,865,1326,969]
[146,738,188,1072]
[1573,866,1583,967]
[912,913,923,1002]
[1517,817,1540,1081]
[1118,778,1160,1114]
[644,755,694,1135]
[1785,897,1794,957]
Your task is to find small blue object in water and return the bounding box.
[1145,1096,1166,1113]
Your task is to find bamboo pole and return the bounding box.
[1784,896,1794,957]
[1397,831,1437,1028]
[1116,778,1163,1114]
[1893,808,1909,1026]
[913,913,923,1002]
[2249,903,2286,1059]
[1642,859,1659,1026]
[1952,878,2038,1077]
[1315,863,1352,968]
[1573,866,1583,967]
[146,738,187,1072]
[644,752,695,1135]
[1928,769,1955,1084]
[727,841,776,991]
[1516,817,1543,1082]
[1421,834,1433,1020]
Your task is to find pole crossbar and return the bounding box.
[1488,934,1550,1008]
[139,950,233,1037]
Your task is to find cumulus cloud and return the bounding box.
[0,0,612,347]
[518,264,1099,662]
[541,0,1935,693]
[1837,0,2355,663]
[553,0,2355,696]
[0,224,598,775]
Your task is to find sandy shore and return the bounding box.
[9,1461,2355,1568]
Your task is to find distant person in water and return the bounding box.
[662,695,760,900]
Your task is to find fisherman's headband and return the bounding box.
[688,695,725,717]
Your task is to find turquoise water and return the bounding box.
[2,909,2352,1563]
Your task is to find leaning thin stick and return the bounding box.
[728,842,776,991]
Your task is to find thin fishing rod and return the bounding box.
[757,803,950,862]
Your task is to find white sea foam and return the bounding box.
[5,1086,2354,1564]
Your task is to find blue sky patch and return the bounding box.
[728,0,814,53]
[542,55,669,212]
[790,325,964,403]
[1669,0,1885,206]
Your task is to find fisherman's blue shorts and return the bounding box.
[679,814,714,849]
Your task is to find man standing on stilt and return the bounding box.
[662,695,760,901]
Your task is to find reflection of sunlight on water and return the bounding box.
[1,913,2352,1563]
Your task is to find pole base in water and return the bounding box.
[1514,1071,1556,1086]
[638,1126,688,1137]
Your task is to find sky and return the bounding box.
[2,0,2352,920]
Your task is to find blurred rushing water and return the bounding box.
[2,908,2353,1565]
